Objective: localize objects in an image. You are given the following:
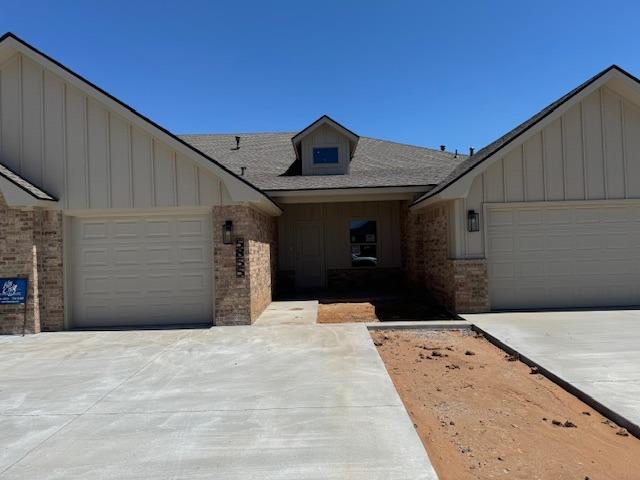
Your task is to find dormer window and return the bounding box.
[293,115,359,176]
[313,147,339,164]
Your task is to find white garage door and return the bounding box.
[70,213,213,328]
[487,202,640,310]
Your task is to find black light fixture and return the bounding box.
[467,210,480,232]
[222,220,233,244]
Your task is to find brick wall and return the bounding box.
[0,193,64,334]
[402,201,489,313]
[212,205,277,325]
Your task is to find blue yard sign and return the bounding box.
[0,278,28,305]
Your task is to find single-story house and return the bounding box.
[2,32,640,333]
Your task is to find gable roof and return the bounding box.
[0,32,281,214]
[0,161,57,201]
[411,65,639,209]
[291,115,359,146]
[180,132,466,191]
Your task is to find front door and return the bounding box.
[295,221,324,290]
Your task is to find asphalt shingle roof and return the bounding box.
[180,133,466,191]
[0,162,57,201]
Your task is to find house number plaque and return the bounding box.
[235,237,245,277]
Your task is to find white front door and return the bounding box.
[295,221,325,290]
[69,212,213,328]
[487,202,640,309]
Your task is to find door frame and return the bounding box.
[294,220,326,290]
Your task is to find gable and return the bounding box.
[300,123,353,176]
[465,85,640,208]
[0,34,280,214]
[411,66,640,211]
[450,85,640,259]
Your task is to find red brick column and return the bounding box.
[212,205,277,325]
[0,194,63,334]
[401,201,489,314]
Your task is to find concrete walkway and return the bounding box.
[0,324,436,479]
[465,310,640,434]
[254,300,318,325]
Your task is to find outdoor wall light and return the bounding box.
[467,210,480,232]
[222,220,233,244]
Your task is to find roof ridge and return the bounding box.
[361,136,466,157]
[179,131,296,137]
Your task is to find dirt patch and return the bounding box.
[317,295,454,323]
[317,302,377,323]
[372,329,640,480]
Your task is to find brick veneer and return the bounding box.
[402,201,489,313]
[212,205,277,325]
[0,193,64,334]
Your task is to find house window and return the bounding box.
[350,220,377,267]
[313,147,339,164]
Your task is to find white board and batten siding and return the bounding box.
[456,86,640,258]
[0,53,232,210]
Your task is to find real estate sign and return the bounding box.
[0,278,28,305]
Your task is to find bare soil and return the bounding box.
[371,329,640,480]
[317,295,453,323]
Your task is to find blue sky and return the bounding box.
[3,1,639,152]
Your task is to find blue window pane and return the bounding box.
[313,147,339,164]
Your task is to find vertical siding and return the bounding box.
[278,201,403,271]
[42,71,65,198]
[459,86,640,257]
[0,55,21,173]
[300,124,351,175]
[0,52,223,209]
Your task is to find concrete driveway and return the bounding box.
[466,310,640,434]
[0,324,436,479]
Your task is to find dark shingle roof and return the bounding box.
[0,162,57,201]
[180,133,466,191]
[412,65,632,206]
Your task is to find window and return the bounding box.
[350,220,377,267]
[313,147,339,164]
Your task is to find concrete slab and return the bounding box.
[0,325,436,479]
[90,324,401,413]
[254,301,318,325]
[0,415,72,472]
[465,310,640,434]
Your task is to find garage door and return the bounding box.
[70,213,213,328]
[487,202,640,309]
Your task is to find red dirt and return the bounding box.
[372,329,640,480]
[317,302,378,323]
[317,296,453,323]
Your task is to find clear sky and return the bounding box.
[3,1,639,152]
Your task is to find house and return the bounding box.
[2,32,640,333]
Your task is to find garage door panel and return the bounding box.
[71,213,213,328]
[488,203,640,309]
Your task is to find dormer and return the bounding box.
[292,115,359,176]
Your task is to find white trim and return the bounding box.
[483,198,640,209]
[64,206,211,217]
[292,116,359,145]
[268,186,430,197]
